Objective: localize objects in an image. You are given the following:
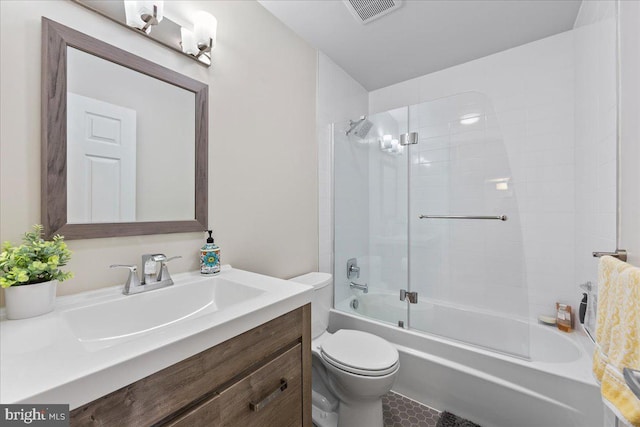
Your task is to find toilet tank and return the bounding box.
[289,272,333,339]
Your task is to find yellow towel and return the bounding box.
[593,256,640,426]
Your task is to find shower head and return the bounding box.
[346,116,373,138]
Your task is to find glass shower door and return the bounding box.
[333,108,409,328]
[407,93,530,358]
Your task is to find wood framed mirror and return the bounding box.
[42,18,208,239]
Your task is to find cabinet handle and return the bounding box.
[249,378,288,412]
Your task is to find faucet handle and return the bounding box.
[157,255,182,281]
[110,264,137,271]
[110,264,141,294]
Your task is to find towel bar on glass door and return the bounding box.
[418,215,508,221]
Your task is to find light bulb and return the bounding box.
[180,28,199,55]
[124,1,146,31]
[138,1,164,24]
[123,0,164,33]
[194,11,217,52]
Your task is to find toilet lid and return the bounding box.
[320,330,399,376]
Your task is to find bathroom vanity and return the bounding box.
[0,267,313,426]
[71,305,310,426]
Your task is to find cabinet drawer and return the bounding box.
[166,343,302,427]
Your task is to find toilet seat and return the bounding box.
[320,329,399,377]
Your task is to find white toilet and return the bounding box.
[290,272,399,427]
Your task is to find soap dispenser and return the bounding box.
[556,303,573,332]
[200,230,221,275]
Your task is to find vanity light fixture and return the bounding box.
[124,0,164,34]
[181,11,218,63]
[73,0,215,67]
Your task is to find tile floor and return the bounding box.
[382,391,441,427]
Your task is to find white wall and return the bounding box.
[613,2,640,424]
[369,31,581,320]
[0,0,317,301]
[573,0,618,304]
[615,4,640,427]
[619,0,640,268]
[316,52,368,305]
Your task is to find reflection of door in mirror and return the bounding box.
[67,94,137,224]
[66,46,196,223]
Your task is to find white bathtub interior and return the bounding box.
[337,292,580,361]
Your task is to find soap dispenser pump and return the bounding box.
[200,230,221,275]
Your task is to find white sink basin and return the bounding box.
[1,267,313,408]
[62,277,265,343]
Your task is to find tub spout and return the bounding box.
[350,281,368,293]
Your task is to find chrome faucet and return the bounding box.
[350,281,368,293]
[347,258,367,293]
[110,253,181,295]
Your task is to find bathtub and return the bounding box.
[332,292,603,427]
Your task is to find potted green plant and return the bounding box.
[0,224,73,320]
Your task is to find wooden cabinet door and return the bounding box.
[166,344,303,427]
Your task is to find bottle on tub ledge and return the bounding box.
[200,230,221,275]
[556,302,573,332]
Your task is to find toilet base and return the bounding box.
[312,403,338,427]
[311,398,384,427]
[337,397,384,427]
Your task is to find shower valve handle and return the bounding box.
[347,258,360,279]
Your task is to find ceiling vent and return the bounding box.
[343,0,403,25]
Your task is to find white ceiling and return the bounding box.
[258,0,582,90]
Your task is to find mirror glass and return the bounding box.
[66,47,195,224]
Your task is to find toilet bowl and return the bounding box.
[289,273,399,427]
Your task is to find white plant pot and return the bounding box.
[4,280,58,320]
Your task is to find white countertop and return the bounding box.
[0,266,312,409]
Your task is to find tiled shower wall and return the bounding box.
[573,0,618,297]
[407,94,528,317]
